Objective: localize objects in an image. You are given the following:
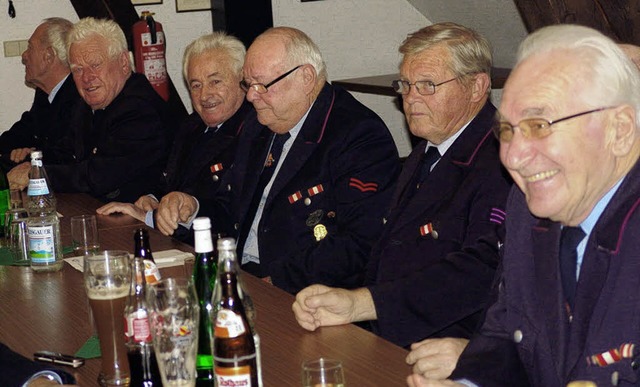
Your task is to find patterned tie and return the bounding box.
[559,226,585,309]
[260,132,290,185]
[417,146,441,187]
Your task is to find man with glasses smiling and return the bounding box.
[154,26,400,294]
[293,22,511,380]
[412,25,640,387]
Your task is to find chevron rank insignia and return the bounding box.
[349,178,378,192]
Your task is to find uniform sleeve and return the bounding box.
[0,343,75,386]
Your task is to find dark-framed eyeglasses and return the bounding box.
[493,106,616,142]
[391,75,462,96]
[240,65,303,94]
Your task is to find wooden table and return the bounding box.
[0,193,410,386]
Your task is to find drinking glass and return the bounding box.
[302,358,346,387]
[84,251,131,386]
[147,278,200,387]
[9,189,24,209]
[7,219,29,263]
[71,214,100,256]
[4,208,28,252]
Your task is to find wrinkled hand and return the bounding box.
[292,285,376,331]
[406,337,469,380]
[7,162,31,190]
[134,195,159,212]
[155,192,197,236]
[406,375,465,387]
[27,377,78,387]
[96,201,147,222]
[10,147,35,163]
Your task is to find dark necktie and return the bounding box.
[417,146,441,188]
[237,132,291,256]
[559,226,585,309]
[259,132,290,186]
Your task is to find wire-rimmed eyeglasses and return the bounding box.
[391,75,462,96]
[240,65,302,94]
[493,106,616,142]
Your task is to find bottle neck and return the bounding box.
[134,234,154,262]
[131,257,147,294]
[194,228,214,253]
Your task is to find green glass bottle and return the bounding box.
[192,217,216,386]
[0,167,9,239]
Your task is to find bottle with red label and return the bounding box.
[212,238,258,386]
[124,253,162,386]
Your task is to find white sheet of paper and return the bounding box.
[64,249,194,272]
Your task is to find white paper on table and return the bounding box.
[64,249,194,272]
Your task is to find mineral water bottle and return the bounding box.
[26,151,62,272]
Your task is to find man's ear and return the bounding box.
[44,46,55,64]
[301,64,317,95]
[609,104,637,157]
[469,72,490,103]
[118,51,132,73]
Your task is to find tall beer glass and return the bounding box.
[84,251,131,386]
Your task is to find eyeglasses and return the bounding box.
[493,106,616,142]
[391,76,461,95]
[240,65,302,94]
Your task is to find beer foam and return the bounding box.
[87,285,129,299]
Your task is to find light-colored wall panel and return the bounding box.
[272,0,430,157]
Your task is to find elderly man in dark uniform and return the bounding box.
[8,17,174,203]
[0,17,81,169]
[154,26,400,293]
[412,25,640,387]
[96,31,251,234]
[293,22,511,379]
[0,342,76,386]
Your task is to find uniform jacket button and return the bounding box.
[513,330,523,343]
[234,223,239,230]
[304,198,311,206]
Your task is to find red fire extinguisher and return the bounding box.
[132,11,170,101]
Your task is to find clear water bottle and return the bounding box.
[26,151,62,272]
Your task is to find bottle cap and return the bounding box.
[193,217,211,231]
[217,237,236,251]
[30,151,43,160]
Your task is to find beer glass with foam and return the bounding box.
[84,250,131,386]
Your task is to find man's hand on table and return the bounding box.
[155,192,197,236]
[406,375,466,387]
[96,201,147,222]
[406,337,469,380]
[10,147,35,163]
[134,195,160,211]
[7,161,30,190]
[292,285,377,331]
[27,378,77,387]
